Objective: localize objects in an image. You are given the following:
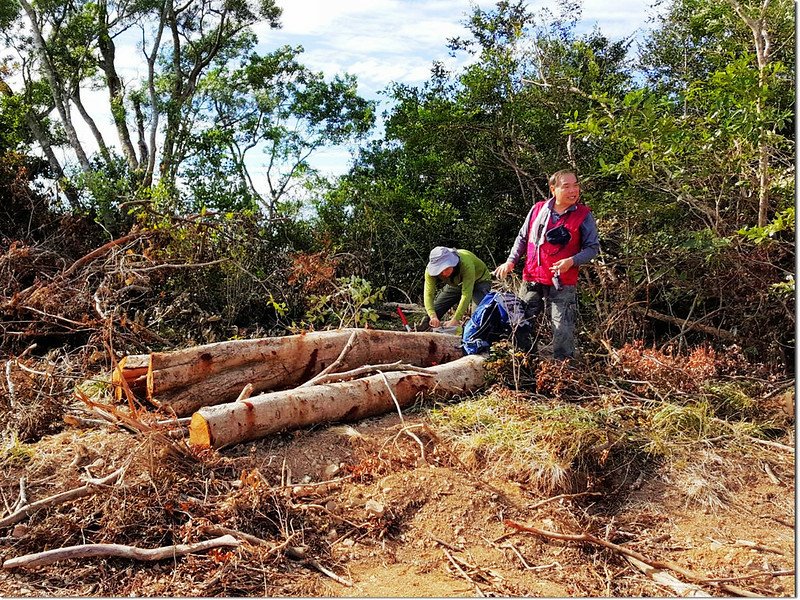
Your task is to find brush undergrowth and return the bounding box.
[429,341,790,500]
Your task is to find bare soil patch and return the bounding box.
[0,396,794,597]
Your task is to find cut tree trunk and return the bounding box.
[112,354,149,401]
[113,329,465,416]
[189,353,486,449]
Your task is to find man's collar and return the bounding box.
[550,197,578,215]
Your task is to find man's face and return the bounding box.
[439,266,454,278]
[551,173,580,207]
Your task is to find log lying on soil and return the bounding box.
[113,329,465,416]
[189,353,486,449]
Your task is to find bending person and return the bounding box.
[424,246,492,329]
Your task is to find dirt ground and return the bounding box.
[0,401,794,597]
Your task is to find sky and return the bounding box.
[244,0,663,177]
[39,1,663,190]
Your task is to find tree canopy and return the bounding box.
[0,0,794,368]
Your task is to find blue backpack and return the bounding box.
[462,291,528,355]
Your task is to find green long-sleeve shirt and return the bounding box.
[424,249,491,321]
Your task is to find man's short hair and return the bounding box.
[549,169,578,188]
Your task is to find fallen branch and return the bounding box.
[300,329,358,387]
[630,305,737,342]
[2,535,240,569]
[504,520,761,597]
[529,491,602,510]
[443,548,485,597]
[0,466,126,529]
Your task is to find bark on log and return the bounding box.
[189,353,486,449]
[144,329,465,416]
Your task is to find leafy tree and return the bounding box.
[0,0,372,222]
[182,44,375,216]
[315,0,633,298]
[564,0,794,363]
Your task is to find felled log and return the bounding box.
[113,329,465,416]
[189,353,486,449]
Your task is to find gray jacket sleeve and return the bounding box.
[572,212,600,266]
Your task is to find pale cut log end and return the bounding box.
[112,357,149,402]
[189,413,212,448]
[111,357,128,401]
[146,356,156,402]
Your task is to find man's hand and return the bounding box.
[429,316,441,328]
[493,261,514,279]
[551,257,574,273]
[443,318,460,327]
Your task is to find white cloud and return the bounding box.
[60,1,657,182]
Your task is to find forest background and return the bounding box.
[0,0,795,595]
[0,0,795,407]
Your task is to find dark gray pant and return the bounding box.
[423,281,492,326]
[518,282,578,359]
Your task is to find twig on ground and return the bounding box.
[758,514,793,528]
[734,540,786,556]
[204,524,353,587]
[625,555,711,597]
[762,462,782,485]
[308,361,435,386]
[501,541,559,571]
[63,414,113,429]
[427,532,463,552]
[379,370,405,426]
[0,466,126,529]
[443,548,485,597]
[504,519,762,597]
[529,491,603,510]
[701,570,794,583]
[5,360,15,409]
[2,535,240,569]
[748,438,793,453]
[12,477,27,513]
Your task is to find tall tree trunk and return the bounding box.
[71,89,113,165]
[97,0,140,171]
[18,0,92,173]
[727,0,772,227]
[142,0,168,187]
[0,77,80,209]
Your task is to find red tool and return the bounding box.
[396,306,412,332]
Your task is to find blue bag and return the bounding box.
[461,291,528,355]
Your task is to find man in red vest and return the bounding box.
[493,169,600,359]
